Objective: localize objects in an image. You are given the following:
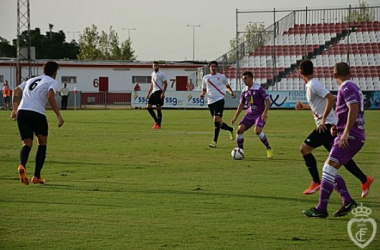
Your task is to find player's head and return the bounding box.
[153,61,160,72]
[63,83,67,88]
[208,61,218,74]
[242,71,254,86]
[43,61,59,79]
[334,62,351,81]
[299,60,313,81]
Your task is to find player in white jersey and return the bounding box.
[146,61,168,129]
[11,61,64,185]
[201,61,236,148]
[296,60,372,198]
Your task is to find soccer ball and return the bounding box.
[231,147,244,160]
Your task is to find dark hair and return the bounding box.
[299,60,313,76]
[334,62,350,77]
[242,71,253,78]
[43,61,59,76]
[153,61,159,65]
[208,60,218,68]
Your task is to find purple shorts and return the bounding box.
[329,135,365,165]
[239,114,265,130]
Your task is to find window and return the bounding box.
[0,75,4,83]
[61,76,77,84]
[132,76,151,84]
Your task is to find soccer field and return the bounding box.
[0,109,379,249]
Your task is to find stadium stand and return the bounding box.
[220,11,380,91]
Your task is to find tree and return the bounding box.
[121,39,136,61]
[78,25,136,60]
[228,22,269,62]
[0,37,16,57]
[344,0,375,23]
[77,25,101,60]
[8,28,79,59]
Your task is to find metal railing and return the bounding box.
[209,5,380,90]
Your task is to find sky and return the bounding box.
[0,0,378,61]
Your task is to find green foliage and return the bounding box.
[0,37,16,57]
[15,28,79,59]
[0,110,379,249]
[0,29,79,59]
[78,25,136,60]
[344,0,375,23]
[228,23,269,63]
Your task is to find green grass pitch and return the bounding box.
[0,109,379,249]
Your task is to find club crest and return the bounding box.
[347,204,377,249]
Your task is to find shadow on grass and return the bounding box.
[4,182,378,208]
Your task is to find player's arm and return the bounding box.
[161,80,168,99]
[317,93,335,133]
[295,101,310,110]
[226,85,236,99]
[261,98,271,122]
[47,89,64,127]
[146,84,153,99]
[200,77,207,98]
[339,102,358,149]
[231,103,244,125]
[10,86,22,120]
[200,88,206,99]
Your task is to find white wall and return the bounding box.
[0,62,200,92]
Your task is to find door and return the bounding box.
[176,76,188,91]
[99,77,109,92]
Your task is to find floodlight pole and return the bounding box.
[122,28,136,40]
[67,31,80,41]
[187,25,201,61]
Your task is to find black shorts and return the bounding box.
[148,90,164,107]
[3,96,10,103]
[17,110,48,140]
[208,99,225,118]
[304,124,334,150]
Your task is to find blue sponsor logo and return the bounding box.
[191,97,205,106]
[137,96,148,103]
[165,97,178,106]
[269,94,287,107]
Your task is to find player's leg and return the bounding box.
[32,134,47,184]
[156,93,164,127]
[64,96,68,110]
[32,113,49,184]
[5,98,9,110]
[253,116,272,158]
[212,114,221,145]
[311,160,356,218]
[157,107,162,127]
[16,110,34,185]
[215,99,233,139]
[324,135,372,197]
[300,134,320,194]
[301,128,334,194]
[147,95,159,127]
[304,136,362,218]
[207,102,218,147]
[323,139,368,185]
[237,115,255,149]
[236,124,247,149]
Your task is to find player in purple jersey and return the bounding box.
[304,62,371,218]
[231,71,273,159]
[296,60,373,197]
